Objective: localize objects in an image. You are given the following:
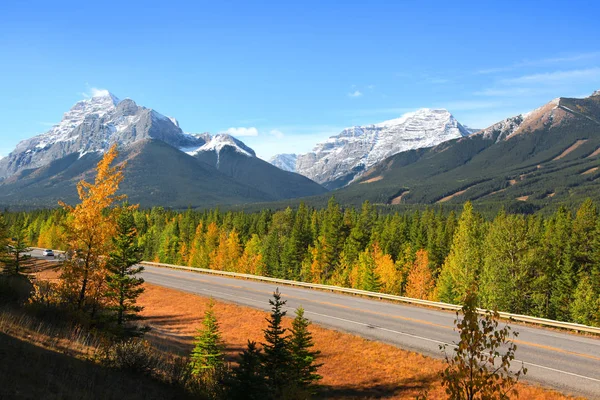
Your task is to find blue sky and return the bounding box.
[1,0,600,159]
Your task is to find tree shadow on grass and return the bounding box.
[0,332,189,400]
[316,373,439,399]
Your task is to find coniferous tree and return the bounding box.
[190,300,225,374]
[290,307,322,392]
[570,275,599,326]
[228,340,268,400]
[261,288,294,397]
[0,212,11,270]
[436,202,484,304]
[551,249,577,322]
[105,205,144,329]
[5,221,31,275]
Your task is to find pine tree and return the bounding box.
[5,221,32,275]
[228,340,268,400]
[105,205,144,330]
[479,212,536,314]
[436,202,484,304]
[570,275,599,326]
[551,249,576,322]
[0,212,10,270]
[190,300,225,374]
[290,307,322,392]
[261,288,294,396]
[357,248,382,292]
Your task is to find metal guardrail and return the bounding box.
[29,248,600,334]
[140,260,600,335]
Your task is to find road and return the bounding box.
[27,250,600,398]
[140,265,600,399]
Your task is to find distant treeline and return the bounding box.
[6,197,600,327]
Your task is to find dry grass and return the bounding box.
[390,190,410,205]
[360,176,384,184]
[581,166,599,175]
[553,139,588,161]
[139,284,577,400]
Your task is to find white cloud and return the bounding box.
[501,67,600,85]
[268,129,285,139]
[81,86,112,99]
[224,127,259,137]
[348,90,363,98]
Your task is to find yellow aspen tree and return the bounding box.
[59,144,125,311]
[225,229,242,271]
[238,234,264,275]
[405,249,435,300]
[372,243,400,294]
[210,230,228,270]
[188,222,205,267]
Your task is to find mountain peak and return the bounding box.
[293,108,469,188]
[375,108,452,128]
[592,89,600,97]
[201,134,256,157]
[88,89,120,106]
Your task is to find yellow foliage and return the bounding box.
[372,243,400,294]
[59,144,125,310]
[405,249,435,300]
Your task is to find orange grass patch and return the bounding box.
[139,284,576,399]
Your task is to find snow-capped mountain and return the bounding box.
[0,91,204,179]
[269,154,297,172]
[275,108,470,189]
[185,134,256,158]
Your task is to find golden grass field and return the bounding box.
[139,283,579,400]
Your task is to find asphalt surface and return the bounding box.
[28,250,600,398]
[140,265,600,399]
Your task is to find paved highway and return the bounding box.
[27,250,600,398]
[140,265,600,399]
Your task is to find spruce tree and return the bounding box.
[228,340,268,400]
[190,300,225,374]
[290,307,322,392]
[436,202,484,304]
[0,212,10,271]
[4,221,31,275]
[106,206,144,329]
[261,288,294,396]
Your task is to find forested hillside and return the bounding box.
[8,197,600,327]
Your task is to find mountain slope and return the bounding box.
[330,91,600,209]
[269,154,297,172]
[274,109,470,189]
[0,92,327,208]
[0,91,204,180]
[0,140,275,209]
[192,135,327,200]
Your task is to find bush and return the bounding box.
[0,274,33,304]
[104,339,159,374]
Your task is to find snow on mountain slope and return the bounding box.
[0,91,204,179]
[291,108,470,188]
[269,154,297,172]
[186,134,256,157]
